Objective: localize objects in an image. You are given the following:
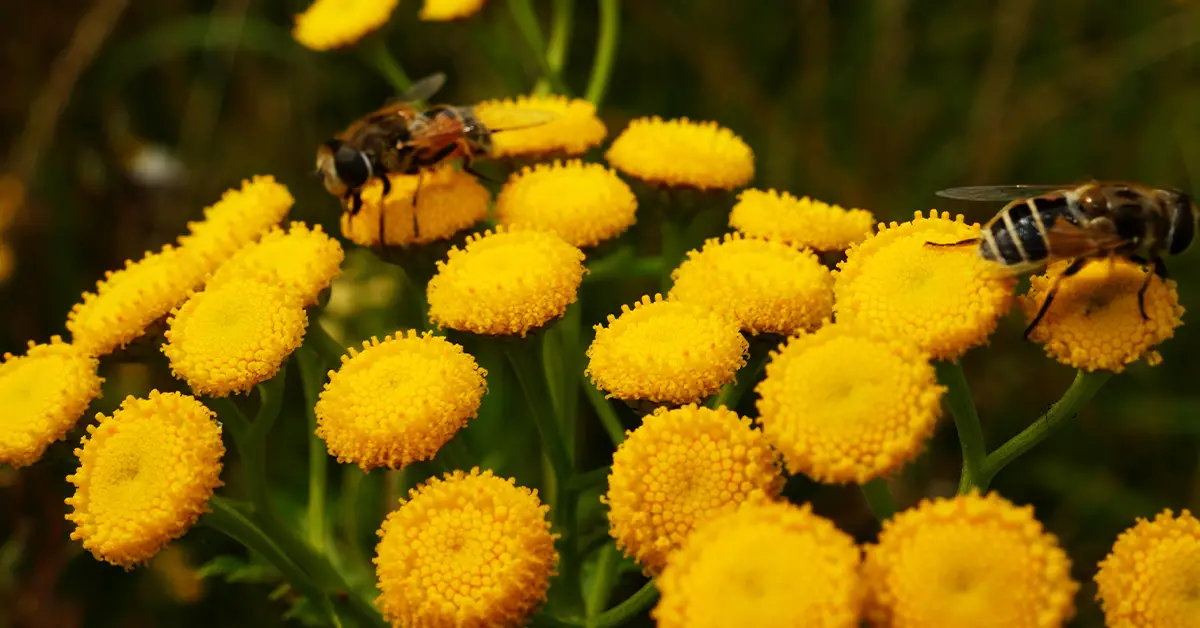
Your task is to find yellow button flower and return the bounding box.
[1095,509,1200,628]
[654,500,863,628]
[605,116,754,190]
[1021,258,1185,373]
[420,0,487,21]
[669,233,834,336]
[755,324,944,484]
[863,492,1077,628]
[374,468,557,628]
[292,0,400,51]
[0,337,102,468]
[730,188,875,252]
[162,277,308,397]
[494,160,637,248]
[207,221,344,306]
[474,96,606,158]
[176,175,294,270]
[340,166,490,248]
[427,227,585,336]
[65,391,225,568]
[604,405,784,574]
[834,210,1016,360]
[315,332,487,471]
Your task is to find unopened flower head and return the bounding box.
[292,0,399,50]
[474,96,606,158]
[863,492,1077,628]
[669,233,834,336]
[315,331,487,471]
[494,160,637,248]
[730,188,875,252]
[427,227,585,336]
[340,166,490,248]
[654,501,863,628]
[604,405,784,573]
[420,0,487,20]
[208,221,344,306]
[65,391,225,568]
[586,294,748,405]
[374,468,557,628]
[1095,509,1200,628]
[176,175,293,270]
[0,337,102,468]
[1021,257,1184,372]
[834,210,1016,360]
[606,116,754,190]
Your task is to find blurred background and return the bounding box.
[5,1,1200,626]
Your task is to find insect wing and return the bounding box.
[474,106,559,133]
[935,184,1070,202]
[401,72,447,104]
[1042,219,1124,259]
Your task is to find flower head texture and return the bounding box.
[340,166,490,248]
[162,277,308,396]
[374,468,557,627]
[176,175,294,270]
[605,116,754,190]
[586,295,748,405]
[494,160,637,248]
[292,0,400,50]
[653,501,863,628]
[669,233,834,336]
[1021,258,1184,372]
[474,96,606,158]
[315,332,487,471]
[420,0,487,20]
[863,492,1077,628]
[207,221,344,305]
[604,405,784,573]
[65,391,225,568]
[427,227,585,336]
[834,210,1016,360]
[0,337,103,468]
[1095,509,1200,628]
[730,188,875,252]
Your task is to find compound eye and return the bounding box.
[334,146,371,189]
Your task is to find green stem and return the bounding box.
[585,0,620,105]
[585,544,621,620]
[295,347,328,551]
[583,377,625,447]
[535,0,574,95]
[505,0,569,94]
[710,339,770,411]
[340,469,369,570]
[936,361,987,494]
[589,579,658,628]
[859,478,898,522]
[360,37,411,94]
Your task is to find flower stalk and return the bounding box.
[935,360,988,494]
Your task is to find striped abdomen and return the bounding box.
[979,196,1074,270]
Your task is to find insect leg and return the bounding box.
[924,238,982,248]
[376,170,392,248]
[345,191,363,216]
[463,162,501,185]
[1024,257,1088,340]
[1134,257,1170,321]
[411,170,425,241]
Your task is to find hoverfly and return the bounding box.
[929,181,1198,337]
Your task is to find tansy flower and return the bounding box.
[374,468,557,627]
[586,295,748,405]
[493,160,637,248]
[669,233,834,336]
[834,210,1016,360]
[65,391,225,568]
[474,96,606,158]
[1095,509,1200,628]
[67,244,208,357]
[605,116,754,190]
[863,492,1077,628]
[653,501,863,628]
[426,227,585,336]
[292,0,400,51]
[340,166,490,248]
[315,332,487,471]
[1021,258,1184,372]
[207,221,344,306]
[176,175,294,270]
[604,405,783,574]
[0,337,102,468]
[730,188,875,252]
[162,277,308,396]
[420,0,486,21]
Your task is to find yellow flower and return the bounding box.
[340,166,490,248]
[473,95,606,158]
[420,0,486,21]
[1095,509,1200,628]
[374,468,557,628]
[0,337,103,468]
[604,404,784,574]
[315,332,487,471]
[755,324,944,484]
[833,210,1016,360]
[292,0,400,51]
[67,244,208,357]
[863,492,1077,628]
[65,391,225,568]
[653,501,863,628]
[494,160,637,248]
[1021,258,1185,373]
[605,116,754,190]
[162,277,308,396]
[427,227,585,336]
[207,221,344,306]
[669,233,834,336]
[176,175,294,270]
[586,294,748,405]
[730,188,875,252]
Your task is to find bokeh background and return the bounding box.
[5,1,1200,626]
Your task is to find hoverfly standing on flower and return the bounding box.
[928,181,1199,337]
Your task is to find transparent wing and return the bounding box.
[935,184,1071,201]
[473,107,559,133]
[401,72,447,103]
